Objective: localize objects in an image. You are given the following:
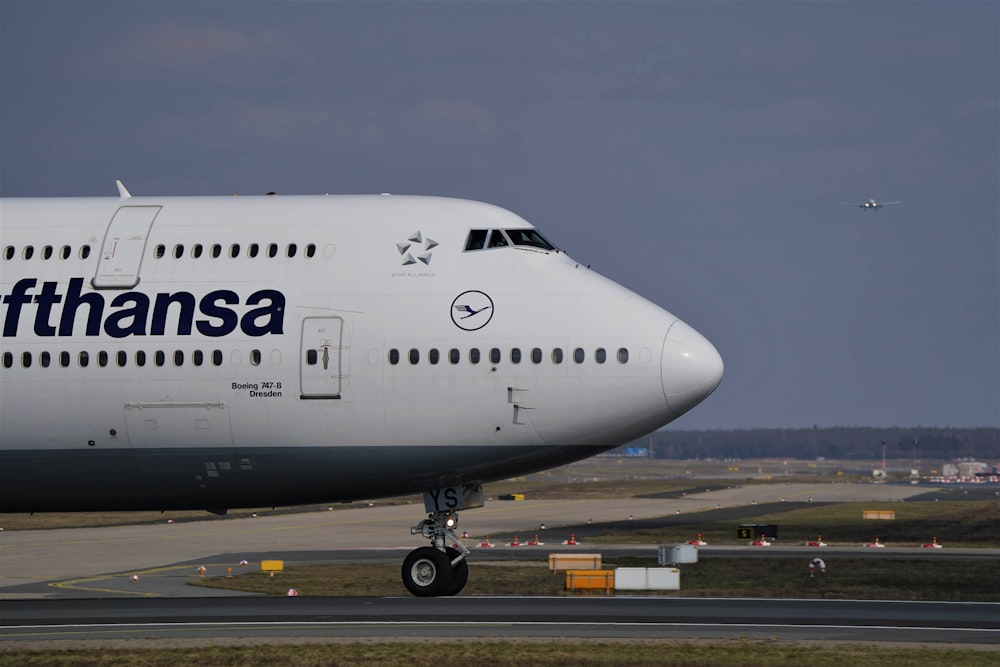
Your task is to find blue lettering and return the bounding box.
[240,290,285,336]
[104,293,150,338]
[197,290,239,336]
[1,279,286,338]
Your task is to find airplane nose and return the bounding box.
[661,319,724,417]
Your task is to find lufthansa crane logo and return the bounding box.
[451,290,494,331]
[396,230,438,266]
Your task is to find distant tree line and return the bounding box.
[618,427,1000,462]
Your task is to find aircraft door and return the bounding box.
[93,206,161,289]
[300,316,346,399]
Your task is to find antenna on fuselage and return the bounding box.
[115,180,132,201]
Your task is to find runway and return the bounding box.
[2,482,998,647]
[2,596,999,645]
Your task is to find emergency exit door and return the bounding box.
[93,206,161,288]
[300,317,345,399]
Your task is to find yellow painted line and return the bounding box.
[49,563,239,597]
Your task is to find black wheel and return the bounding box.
[402,547,453,597]
[445,547,469,596]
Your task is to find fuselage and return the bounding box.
[0,194,723,512]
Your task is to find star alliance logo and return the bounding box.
[396,231,438,266]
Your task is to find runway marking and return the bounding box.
[48,563,236,597]
[2,621,999,635]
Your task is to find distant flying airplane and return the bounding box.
[0,182,724,597]
[841,198,901,210]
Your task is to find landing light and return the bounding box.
[445,513,458,529]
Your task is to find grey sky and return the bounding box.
[1,1,997,429]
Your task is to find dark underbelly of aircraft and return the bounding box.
[0,444,610,512]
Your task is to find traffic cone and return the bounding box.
[479,535,494,548]
[239,559,249,566]
[527,533,543,546]
[286,588,299,597]
[562,533,578,545]
[508,534,521,547]
[922,536,943,548]
[130,574,140,582]
[688,533,707,546]
[197,565,207,575]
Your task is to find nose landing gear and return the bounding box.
[403,509,470,597]
[402,484,483,596]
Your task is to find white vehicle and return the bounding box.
[0,183,723,596]
[841,198,901,210]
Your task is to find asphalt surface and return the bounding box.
[2,597,998,645]
[2,481,998,647]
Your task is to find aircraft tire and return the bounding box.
[445,546,469,596]
[402,546,454,597]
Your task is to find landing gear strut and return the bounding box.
[402,483,484,597]
[402,509,470,597]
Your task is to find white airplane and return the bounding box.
[0,182,723,596]
[841,198,901,210]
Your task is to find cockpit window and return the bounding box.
[487,230,509,248]
[465,229,488,251]
[464,227,555,252]
[505,229,556,251]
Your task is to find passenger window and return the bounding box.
[305,243,317,258]
[78,351,89,368]
[552,348,564,364]
[60,351,71,367]
[469,348,481,364]
[1,352,11,368]
[80,245,91,260]
[449,348,460,364]
[42,245,53,260]
[248,243,260,258]
[22,246,34,260]
[40,351,51,367]
[212,350,223,366]
[307,349,318,365]
[60,245,71,259]
[229,244,240,258]
[175,350,185,366]
[117,351,127,367]
[211,244,222,258]
[388,349,400,365]
[531,348,542,364]
[193,350,204,366]
[250,349,261,366]
[173,245,184,259]
[510,348,521,364]
[154,244,166,259]
[21,351,32,368]
[429,348,440,365]
[98,351,109,367]
[154,350,165,367]
[135,350,147,367]
[287,243,297,258]
[191,244,204,259]
[464,229,488,251]
[487,230,509,249]
[574,348,585,364]
[3,246,13,261]
[595,348,607,364]
[490,348,501,364]
[618,348,629,364]
[267,243,278,258]
[409,348,420,365]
